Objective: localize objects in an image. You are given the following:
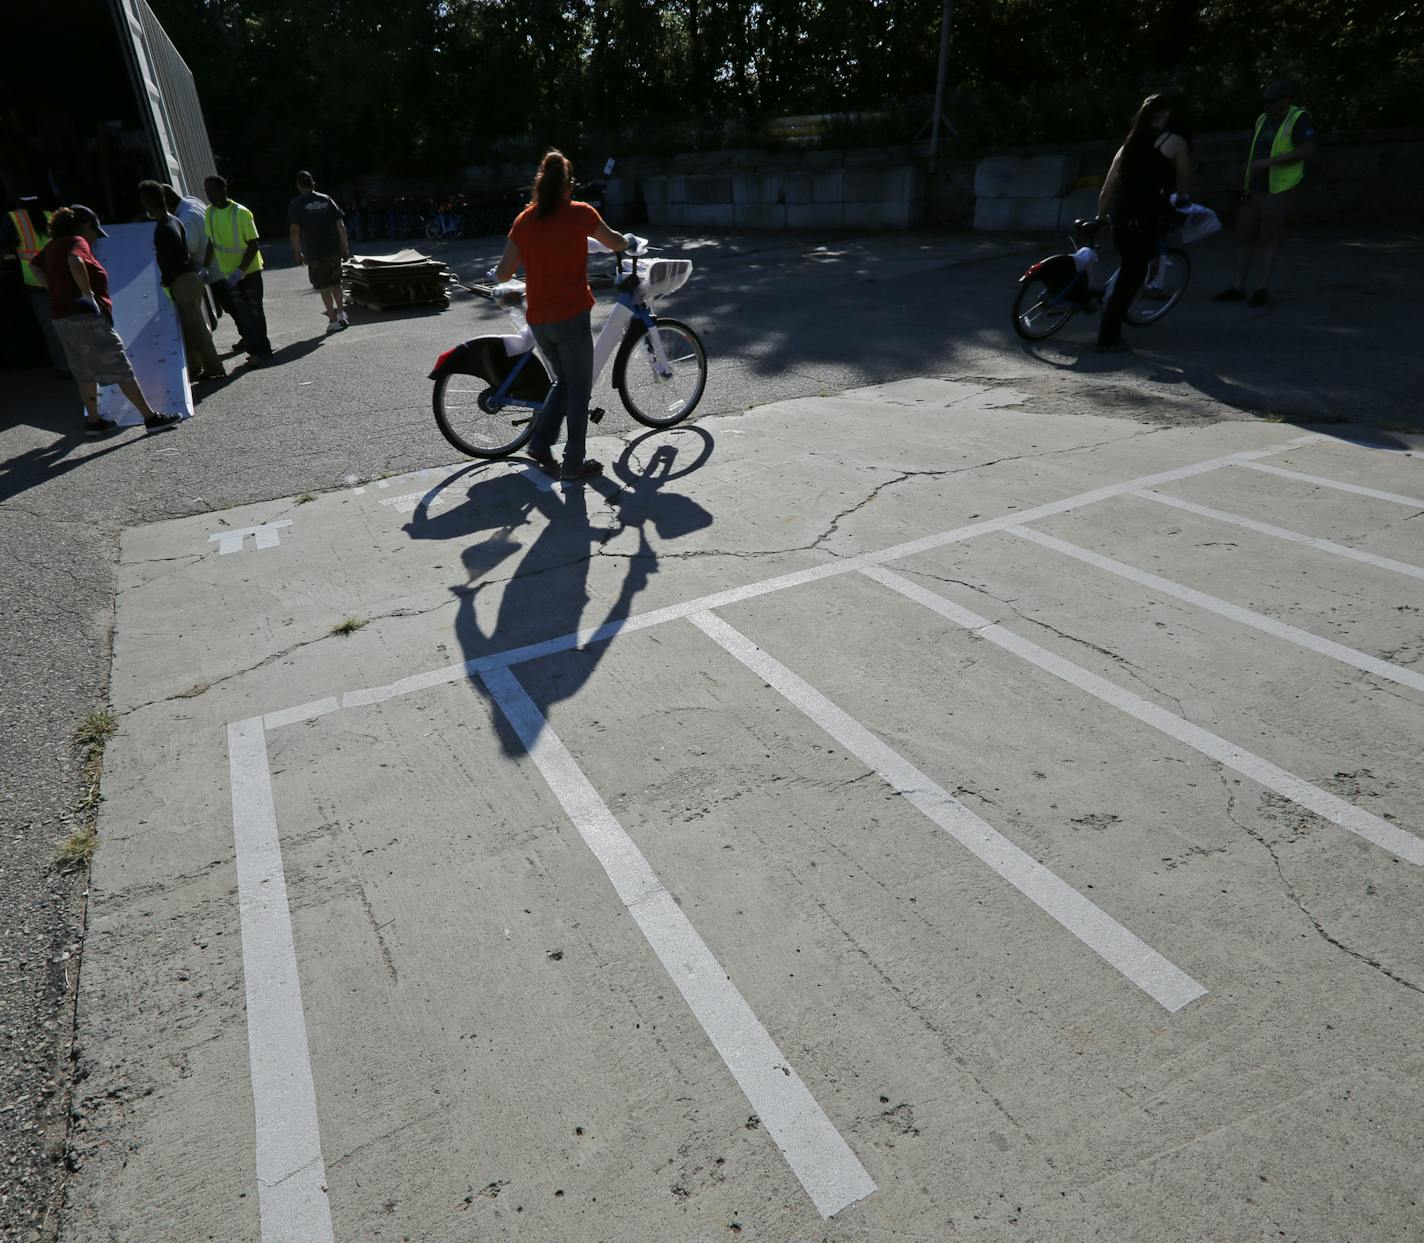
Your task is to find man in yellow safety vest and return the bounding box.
[1213,79,1316,307]
[202,174,272,358]
[2,195,68,368]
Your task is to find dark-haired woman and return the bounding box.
[29,205,182,435]
[493,149,630,480]
[1095,92,1192,352]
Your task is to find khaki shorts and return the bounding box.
[307,255,343,289]
[53,313,136,386]
[1237,187,1298,244]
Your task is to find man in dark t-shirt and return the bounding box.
[287,170,351,331]
[138,179,223,378]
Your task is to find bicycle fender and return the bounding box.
[610,318,651,392]
[429,335,534,381]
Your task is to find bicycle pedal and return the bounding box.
[589,406,606,424]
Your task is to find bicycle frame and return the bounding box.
[481,268,672,416]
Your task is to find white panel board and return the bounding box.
[95,224,193,426]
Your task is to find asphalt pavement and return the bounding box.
[1,224,1421,1242]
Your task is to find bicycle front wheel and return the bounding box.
[1012,276,1076,340]
[616,318,708,428]
[432,372,541,458]
[1125,248,1190,325]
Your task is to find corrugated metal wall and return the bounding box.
[110,0,218,197]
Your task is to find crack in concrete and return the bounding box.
[809,425,1168,554]
[1217,772,1422,996]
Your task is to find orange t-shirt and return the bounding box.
[508,199,600,325]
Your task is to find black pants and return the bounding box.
[213,272,272,355]
[1098,221,1155,347]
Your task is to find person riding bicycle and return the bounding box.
[1095,90,1192,352]
[493,149,632,480]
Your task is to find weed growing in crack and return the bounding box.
[56,827,98,868]
[296,494,317,505]
[331,617,368,636]
[60,707,115,868]
[75,708,117,760]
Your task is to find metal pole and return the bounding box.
[929,0,953,173]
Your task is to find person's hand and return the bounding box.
[74,293,99,315]
[226,271,243,289]
[294,252,305,266]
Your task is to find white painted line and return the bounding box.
[226,719,335,1243]
[1234,461,1424,509]
[860,565,1424,866]
[1134,489,1424,582]
[208,520,293,555]
[274,435,1322,724]
[1010,526,1424,696]
[380,490,452,514]
[686,610,1207,1012]
[480,667,875,1218]
[263,697,343,731]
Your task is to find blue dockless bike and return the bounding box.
[429,235,708,458]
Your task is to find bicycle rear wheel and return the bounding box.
[616,318,708,428]
[1012,276,1076,340]
[432,373,541,458]
[1125,248,1190,325]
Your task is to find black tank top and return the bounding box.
[1117,131,1177,227]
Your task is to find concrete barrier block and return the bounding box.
[1057,188,1102,231]
[735,202,787,229]
[973,195,1063,232]
[785,202,844,229]
[784,173,815,204]
[667,176,687,204]
[686,203,736,228]
[843,200,921,229]
[734,172,789,205]
[686,175,733,205]
[975,154,1078,199]
[813,170,845,203]
[638,176,669,207]
[658,202,689,226]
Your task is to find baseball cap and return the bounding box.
[70,205,110,237]
[1263,79,1294,102]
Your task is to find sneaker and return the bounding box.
[325,319,342,333]
[83,418,121,438]
[336,313,350,330]
[1211,287,1245,302]
[559,459,603,481]
[1248,289,1269,307]
[528,449,558,475]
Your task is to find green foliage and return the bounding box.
[150,0,1423,199]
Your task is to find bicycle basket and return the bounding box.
[636,257,692,303]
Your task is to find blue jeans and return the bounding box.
[528,310,593,466]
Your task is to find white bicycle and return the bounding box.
[428,236,708,458]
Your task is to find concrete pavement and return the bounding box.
[63,379,1424,1241]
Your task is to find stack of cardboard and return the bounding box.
[343,250,456,310]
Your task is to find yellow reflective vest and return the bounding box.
[8,209,50,288]
[204,200,264,276]
[1245,106,1307,195]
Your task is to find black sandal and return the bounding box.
[144,412,183,430]
[83,418,121,438]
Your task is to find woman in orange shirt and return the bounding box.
[494,150,630,480]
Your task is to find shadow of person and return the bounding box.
[404,426,716,756]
